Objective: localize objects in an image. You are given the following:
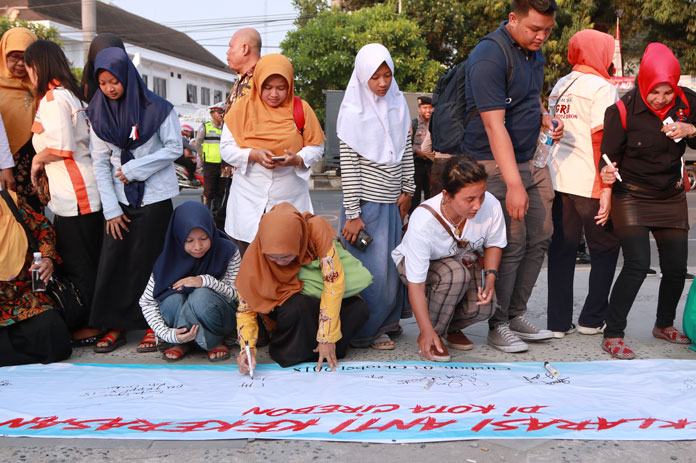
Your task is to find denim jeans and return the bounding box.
[479,159,555,327]
[159,287,237,350]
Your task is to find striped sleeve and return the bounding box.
[200,250,241,301]
[339,140,362,216]
[401,133,416,195]
[139,274,180,344]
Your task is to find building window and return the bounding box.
[142,74,148,88]
[186,84,198,104]
[201,87,210,106]
[153,77,167,98]
[214,90,223,104]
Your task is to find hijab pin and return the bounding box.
[129,125,139,141]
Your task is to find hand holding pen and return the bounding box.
[600,154,622,184]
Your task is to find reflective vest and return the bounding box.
[201,121,222,163]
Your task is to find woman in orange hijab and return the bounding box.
[0,27,39,211]
[599,43,696,359]
[220,53,326,255]
[234,202,367,372]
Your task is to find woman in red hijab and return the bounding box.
[599,43,696,359]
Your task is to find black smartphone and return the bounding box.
[354,229,373,251]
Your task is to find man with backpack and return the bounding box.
[461,0,563,353]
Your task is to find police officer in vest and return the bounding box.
[195,105,226,219]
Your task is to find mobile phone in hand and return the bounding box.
[271,156,286,161]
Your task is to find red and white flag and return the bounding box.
[612,17,623,77]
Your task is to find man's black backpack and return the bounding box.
[429,32,515,154]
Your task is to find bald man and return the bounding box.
[224,28,262,114]
[219,28,262,255]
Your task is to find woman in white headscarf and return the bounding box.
[337,43,415,350]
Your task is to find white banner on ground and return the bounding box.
[1,360,695,442]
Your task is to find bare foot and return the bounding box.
[72,327,102,341]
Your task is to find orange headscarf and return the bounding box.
[235,202,335,314]
[568,29,614,80]
[223,53,325,157]
[0,190,29,281]
[637,43,688,120]
[0,27,37,154]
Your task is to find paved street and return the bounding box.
[2,187,696,462]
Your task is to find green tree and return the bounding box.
[292,0,329,27]
[281,2,442,122]
[0,16,60,43]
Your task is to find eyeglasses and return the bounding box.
[6,52,24,63]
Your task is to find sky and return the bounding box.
[107,0,305,64]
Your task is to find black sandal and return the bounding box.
[71,331,107,347]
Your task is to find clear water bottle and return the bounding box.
[532,120,559,168]
[32,252,46,292]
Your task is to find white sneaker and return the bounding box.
[577,323,606,335]
[488,323,529,353]
[509,315,554,341]
[552,323,577,339]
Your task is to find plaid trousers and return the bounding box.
[399,256,496,335]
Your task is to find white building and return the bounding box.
[3,0,236,115]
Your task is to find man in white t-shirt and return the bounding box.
[546,29,620,338]
[392,158,507,361]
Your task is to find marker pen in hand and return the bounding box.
[245,340,254,379]
[602,154,622,182]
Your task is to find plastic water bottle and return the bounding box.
[32,252,46,292]
[532,120,559,168]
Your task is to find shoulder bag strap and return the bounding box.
[418,203,461,243]
[1,190,39,252]
[550,75,583,117]
[293,96,305,135]
[615,99,627,130]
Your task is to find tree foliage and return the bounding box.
[0,16,60,43]
[328,0,696,95]
[281,2,442,122]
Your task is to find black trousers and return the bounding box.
[175,156,196,180]
[547,193,620,331]
[605,225,688,338]
[410,159,432,213]
[0,310,72,366]
[53,212,104,328]
[267,293,369,368]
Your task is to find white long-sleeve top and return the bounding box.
[220,124,324,243]
[139,250,241,344]
[0,114,13,170]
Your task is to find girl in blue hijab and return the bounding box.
[87,47,182,354]
[140,201,240,362]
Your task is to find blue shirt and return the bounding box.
[90,108,181,220]
[462,22,545,162]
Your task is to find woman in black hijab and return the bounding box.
[81,33,125,102]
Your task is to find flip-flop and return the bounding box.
[93,331,127,353]
[208,346,231,363]
[136,329,158,353]
[162,345,188,363]
[371,333,395,350]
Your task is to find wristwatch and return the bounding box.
[484,269,499,279]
